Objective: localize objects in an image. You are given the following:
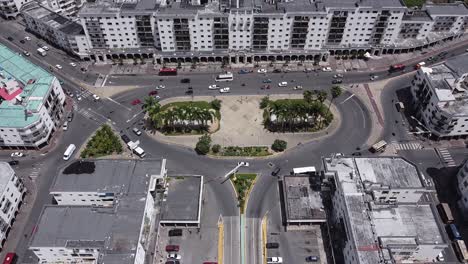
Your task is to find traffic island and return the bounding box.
[230,173,257,213]
[79,124,123,158]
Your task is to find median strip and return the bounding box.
[262,214,268,264]
[218,219,224,264]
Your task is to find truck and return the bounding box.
[127,140,146,158]
[37,48,46,56]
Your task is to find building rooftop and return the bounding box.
[51,159,164,193]
[160,175,203,223]
[354,157,423,188]
[0,162,14,196]
[402,10,432,22]
[426,3,468,16]
[282,175,326,223]
[0,44,55,128]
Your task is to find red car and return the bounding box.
[203,262,218,264]
[261,85,270,90]
[148,90,158,96]
[131,99,141,105]
[165,245,179,252]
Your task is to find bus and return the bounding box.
[292,166,316,175]
[63,144,76,160]
[370,140,387,153]
[158,68,177,76]
[215,72,234,82]
[454,240,468,263]
[2,253,16,264]
[437,203,454,224]
[389,64,406,72]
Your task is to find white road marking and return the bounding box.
[107,97,132,111]
[340,94,355,104]
[126,109,145,123]
[101,74,109,87]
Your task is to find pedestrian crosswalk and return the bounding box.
[80,90,93,99]
[29,162,43,181]
[437,148,457,167]
[391,141,423,150]
[76,108,106,125]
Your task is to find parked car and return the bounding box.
[370,75,379,81]
[92,94,100,101]
[209,84,220,90]
[23,51,30,56]
[69,62,77,67]
[156,85,166,89]
[306,256,319,262]
[278,82,288,87]
[266,243,279,249]
[168,229,183,236]
[165,245,180,252]
[7,36,13,41]
[266,257,283,263]
[272,69,282,73]
[7,161,19,166]
[131,99,141,105]
[333,73,343,78]
[322,67,332,72]
[167,254,181,260]
[436,252,445,262]
[42,46,49,51]
[63,121,69,131]
[181,78,190,83]
[304,68,312,73]
[271,167,281,176]
[55,64,62,70]
[132,127,142,136]
[257,68,267,73]
[263,79,272,83]
[11,152,24,158]
[19,40,25,44]
[148,90,158,96]
[219,87,230,93]
[238,69,251,74]
[238,161,249,167]
[120,134,131,143]
[332,79,343,84]
[293,85,303,90]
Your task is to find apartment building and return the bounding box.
[0,44,66,150]
[323,156,446,264]
[0,162,25,250]
[0,0,29,19]
[411,54,468,139]
[457,159,468,216]
[22,2,90,56]
[31,159,167,264]
[38,0,84,16]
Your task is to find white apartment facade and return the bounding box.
[0,44,66,150]
[0,0,29,19]
[411,56,468,139]
[0,162,26,249]
[457,159,468,215]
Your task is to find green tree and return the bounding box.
[195,134,211,155]
[260,96,270,109]
[211,99,222,111]
[212,144,221,153]
[317,90,328,104]
[303,90,313,104]
[271,139,287,152]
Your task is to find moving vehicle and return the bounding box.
[209,84,220,90]
[149,91,158,96]
[37,48,47,56]
[219,87,230,93]
[263,79,272,83]
[266,257,283,263]
[306,256,319,262]
[168,229,183,236]
[63,144,76,160]
[156,85,166,90]
[389,64,406,72]
[332,79,342,84]
[370,75,379,81]
[292,166,316,175]
[215,72,234,82]
[278,82,288,87]
[238,161,249,167]
[165,245,180,252]
[395,102,405,112]
[10,152,24,158]
[181,78,191,83]
[266,243,279,248]
[454,240,468,263]
[127,141,146,158]
[63,121,68,131]
[120,134,131,143]
[437,203,454,224]
[159,68,178,76]
[273,69,282,73]
[22,51,30,56]
[24,36,31,41]
[322,67,332,72]
[42,46,49,51]
[55,64,62,70]
[257,68,267,73]
[436,252,445,262]
[447,224,462,240]
[19,40,25,44]
[333,74,343,78]
[69,62,77,67]
[271,167,281,176]
[293,85,303,90]
[92,94,100,101]
[2,252,17,264]
[414,61,426,69]
[238,69,251,74]
[7,36,13,41]
[131,99,141,105]
[185,90,193,95]
[261,85,270,90]
[370,140,387,153]
[167,254,181,260]
[132,127,142,136]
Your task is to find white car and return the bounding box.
[92,94,100,101]
[219,87,230,93]
[24,36,31,41]
[10,152,24,158]
[238,161,249,167]
[69,62,77,67]
[333,73,343,78]
[167,254,181,260]
[257,68,267,74]
[156,85,165,90]
[55,64,62,70]
[267,257,283,263]
[293,85,303,90]
[370,75,379,81]
[42,46,49,51]
[278,82,288,87]
[63,121,68,131]
[436,252,445,262]
[77,96,82,101]
[322,67,332,72]
[209,84,220,90]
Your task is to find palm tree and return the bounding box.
[303,90,313,104]
[317,90,328,104]
[329,85,343,111]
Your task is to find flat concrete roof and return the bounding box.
[282,175,326,223]
[426,3,468,16]
[0,162,14,195]
[160,175,203,223]
[51,159,163,193]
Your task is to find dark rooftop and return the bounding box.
[160,175,203,223]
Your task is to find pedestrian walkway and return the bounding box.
[29,162,43,182]
[80,89,93,99]
[391,141,422,151]
[76,108,106,125]
[436,147,457,167]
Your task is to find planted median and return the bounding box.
[230,173,257,213]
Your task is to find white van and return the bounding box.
[63,144,76,160]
